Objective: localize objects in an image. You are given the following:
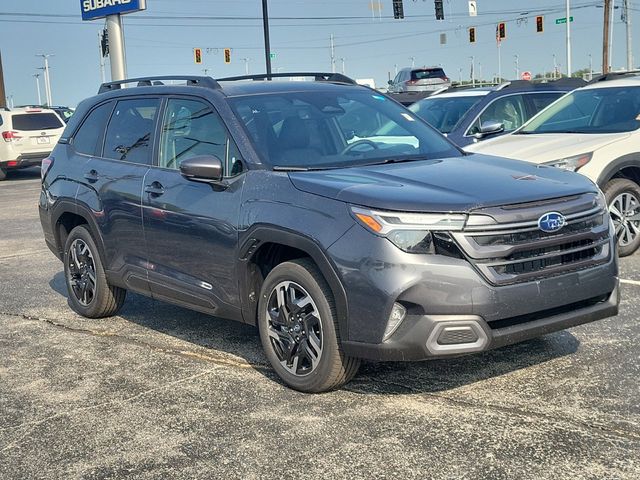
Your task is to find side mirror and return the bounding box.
[179,155,223,183]
[474,120,504,139]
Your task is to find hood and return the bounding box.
[464,132,629,163]
[288,155,598,213]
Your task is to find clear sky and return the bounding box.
[1,0,638,107]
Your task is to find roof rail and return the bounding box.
[588,70,640,84]
[218,72,357,85]
[98,75,220,94]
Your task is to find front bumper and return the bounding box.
[328,224,619,361]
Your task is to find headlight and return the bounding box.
[351,206,466,254]
[544,152,593,171]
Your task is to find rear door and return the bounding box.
[142,96,245,318]
[73,97,159,294]
[9,110,65,155]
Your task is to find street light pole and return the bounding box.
[624,0,633,70]
[566,0,572,76]
[470,56,475,86]
[33,73,41,105]
[262,0,272,78]
[105,15,126,81]
[409,56,415,69]
[514,54,519,79]
[340,57,346,74]
[36,54,53,106]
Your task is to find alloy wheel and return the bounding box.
[266,281,323,376]
[609,192,640,247]
[67,239,97,306]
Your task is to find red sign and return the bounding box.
[521,71,532,81]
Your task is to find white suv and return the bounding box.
[0,107,65,181]
[466,74,640,256]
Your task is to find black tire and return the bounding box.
[63,225,126,318]
[257,258,360,393]
[0,168,6,181]
[604,178,640,257]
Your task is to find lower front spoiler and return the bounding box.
[342,283,619,362]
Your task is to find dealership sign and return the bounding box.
[80,0,147,21]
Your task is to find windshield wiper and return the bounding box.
[273,166,311,171]
[356,156,429,167]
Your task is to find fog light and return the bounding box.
[383,302,407,341]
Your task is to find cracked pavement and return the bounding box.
[1,168,639,479]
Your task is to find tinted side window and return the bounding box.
[526,92,564,115]
[103,98,159,164]
[159,98,243,176]
[72,102,113,156]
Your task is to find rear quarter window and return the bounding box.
[72,102,114,156]
[11,113,63,131]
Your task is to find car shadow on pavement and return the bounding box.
[2,167,41,182]
[49,271,580,394]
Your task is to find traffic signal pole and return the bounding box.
[106,14,127,81]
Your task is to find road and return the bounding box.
[1,169,638,479]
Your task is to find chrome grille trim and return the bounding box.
[464,205,602,232]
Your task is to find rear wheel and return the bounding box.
[604,178,640,257]
[258,259,360,393]
[63,225,126,318]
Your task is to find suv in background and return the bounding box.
[408,79,584,147]
[466,73,640,256]
[1,107,65,181]
[388,67,451,94]
[39,73,618,392]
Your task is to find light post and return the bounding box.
[470,56,475,86]
[33,73,41,105]
[36,54,53,106]
[340,57,346,74]
[514,54,519,79]
[409,56,415,68]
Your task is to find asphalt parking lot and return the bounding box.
[0,168,639,479]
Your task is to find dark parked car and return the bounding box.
[406,79,586,147]
[39,73,618,392]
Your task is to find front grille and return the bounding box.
[451,194,612,286]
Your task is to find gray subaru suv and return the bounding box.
[39,73,619,392]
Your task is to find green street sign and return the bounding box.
[269,53,277,59]
[555,16,574,24]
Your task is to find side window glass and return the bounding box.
[527,93,563,114]
[103,98,159,164]
[470,95,527,134]
[159,98,241,177]
[72,102,113,156]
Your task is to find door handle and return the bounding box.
[145,181,165,196]
[83,170,99,182]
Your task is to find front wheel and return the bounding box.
[257,259,360,393]
[604,178,640,257]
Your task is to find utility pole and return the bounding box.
[478,61,483,84]
[566,0,572,76]
[470,56,475,86]
[603,0,611,73]
[262,0,272,78]
[330,34,336,73]
[553,54,558,79]
[33,73,42,105]
[0,50,6,109]
[36,54,53,106]
[514,54,519,79]
[589,53,593,80]
[624,0,633,70]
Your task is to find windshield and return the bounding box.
[230,90,460,169]
[410,95,484,134]
[520,86,640,134]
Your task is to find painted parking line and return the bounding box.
[620,278,640,286]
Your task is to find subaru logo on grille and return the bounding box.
[538,212,566,233]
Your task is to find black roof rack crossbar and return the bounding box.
[98,75,220,94]
[217,72,357,85]
[589,70,640,84]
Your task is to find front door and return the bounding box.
[142,97,245,319]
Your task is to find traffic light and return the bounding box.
[536,16,544,33]
[194,48,202,65]
[392,0,404,20]
[498,22,506,40]
[224,48,231,64]
[434,0,445,20]
[469,27,476,44]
